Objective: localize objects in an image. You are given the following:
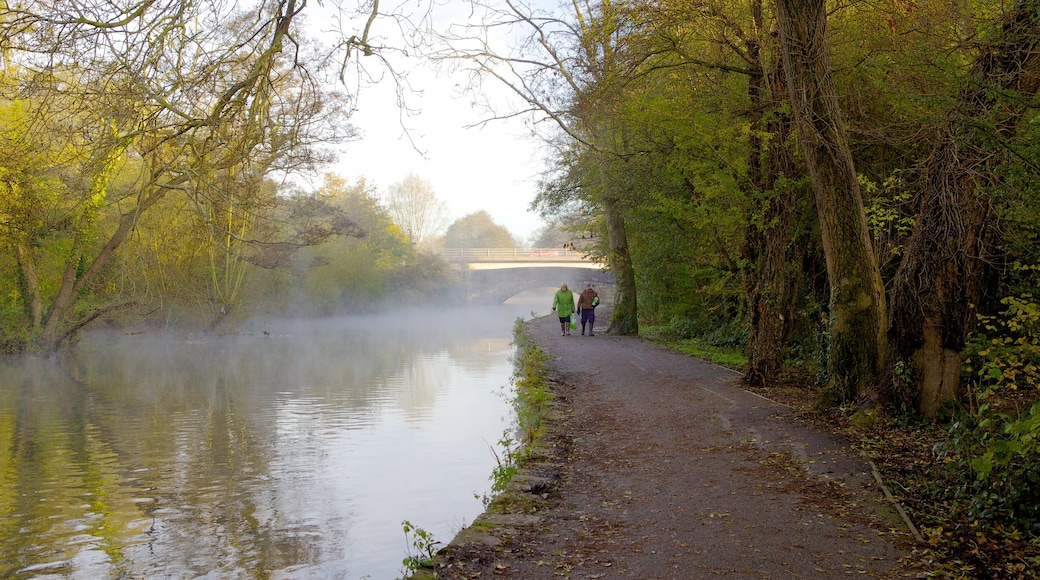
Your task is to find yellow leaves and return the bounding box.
[966,293,1040,394]
[86,125,131,214]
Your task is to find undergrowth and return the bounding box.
[400,519,441,577]
[922,293,1040,577]
[641,324,746,369]
[476,318,554,510]
[509,317,554,445]
[482,318,554,497]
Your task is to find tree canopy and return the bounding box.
[0,1,461,348]
[384,173,450,251]
[442,210,517,248]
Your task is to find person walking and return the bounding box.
[577,283,600,336]
[551,283,576,336]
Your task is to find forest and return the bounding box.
[1,0,1039,575]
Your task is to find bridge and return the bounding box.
[437,248,615,303]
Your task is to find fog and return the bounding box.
[0,294,564,579]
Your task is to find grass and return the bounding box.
[640,324,747,370]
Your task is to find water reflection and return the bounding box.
[0,305,536,579]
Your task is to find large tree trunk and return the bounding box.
[592,117,639,336]
[887,1,1040,417]
[774,0,887,403]
[743,177,805,387]
[742,3,808,386]
[602,193,638,335]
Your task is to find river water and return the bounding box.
[0,300,552,579]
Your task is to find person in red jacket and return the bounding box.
[576,283,600,336]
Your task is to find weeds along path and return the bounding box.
[435,313,918,579]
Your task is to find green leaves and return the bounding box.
[401,520,441,573]
[964,293,1040,395]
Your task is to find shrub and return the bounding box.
[936,293,1040,532]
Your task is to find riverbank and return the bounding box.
[426,314,924,578]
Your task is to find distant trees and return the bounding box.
[255,174,447,315]
[384,173,449,250]
[530,221,577,249]
[442,211,516,248]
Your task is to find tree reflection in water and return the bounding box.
[0,305,541,579]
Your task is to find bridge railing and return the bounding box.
[436,247,588,262]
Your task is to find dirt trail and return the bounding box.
[434,313,917,579]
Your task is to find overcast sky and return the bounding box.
[308,1,553,244]
[336,66,546,243]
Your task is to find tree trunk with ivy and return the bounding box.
[40,188,167,350]
[887,1,1040,417]
[14,243,43,329]
[742,2,809,386]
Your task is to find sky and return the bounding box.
[336,66,546,243]
[309,2,553,244]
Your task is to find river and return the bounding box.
[0,299,552,579]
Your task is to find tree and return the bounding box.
[0,0,364,349]
[716,0,815,387]
[384,173,449,250]
[886,1,1040,417]
[442,210,516,248]
[631,0,816,385]
[445,0,641,335]
[531,220,581,248]
[279,174,413,314]
[774,0,888,403]
[0,99,61,337]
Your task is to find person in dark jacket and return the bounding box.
[576,283,600,336]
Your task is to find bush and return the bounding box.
[940,401,1040,531]
[964,294,1040,396]
[666,315,708,340]
[666,315,746,347]
[936,293,1040,532]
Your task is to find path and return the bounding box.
[434,313,917,579]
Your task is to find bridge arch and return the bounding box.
[465,266,615,304]
[437,248,614,304]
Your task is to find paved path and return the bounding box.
[435,314,916,578]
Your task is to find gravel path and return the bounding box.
[433,314,918,579]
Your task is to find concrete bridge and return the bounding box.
[437,248,615,303]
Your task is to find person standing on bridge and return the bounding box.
[551,283,576,336]
[577,283,600,336]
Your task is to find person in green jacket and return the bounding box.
[551,283,577,336]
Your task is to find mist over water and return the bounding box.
[0,297,555,579]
